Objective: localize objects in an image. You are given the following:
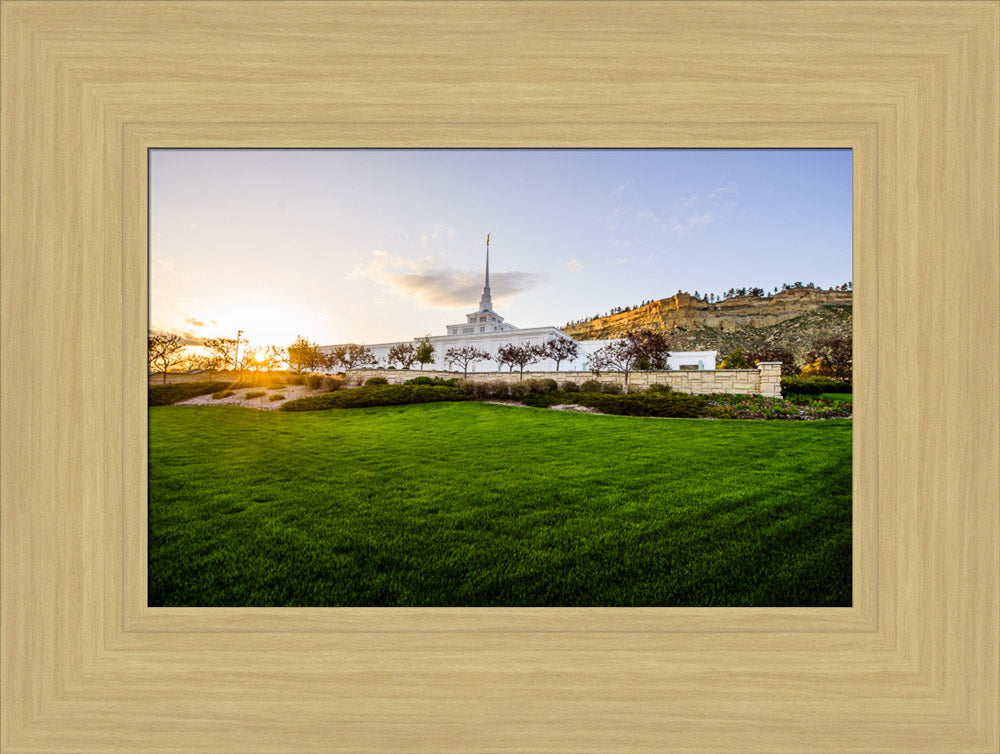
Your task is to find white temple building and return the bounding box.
[321,240,716,374]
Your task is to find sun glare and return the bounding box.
[204,302,329,349]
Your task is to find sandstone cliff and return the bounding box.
[563,288,852,362]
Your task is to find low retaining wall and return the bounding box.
[346,362,782,398]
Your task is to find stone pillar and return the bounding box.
[756,362,782,398]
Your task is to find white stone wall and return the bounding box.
[324,335,716,374]
[346,362,782,397]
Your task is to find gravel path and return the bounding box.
[176,385,324,410]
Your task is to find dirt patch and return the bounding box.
[548,404,601,413]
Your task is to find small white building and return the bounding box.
[321,243,716,374]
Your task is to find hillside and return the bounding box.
[563,288,852,362]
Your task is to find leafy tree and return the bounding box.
[538,337,579,371]
[496,343,542,380]
[747,346,798,377]
[415,335,436,370]
[328,344,377,371]
[445,346,489,378]
[800,358,834,378]
[626,328,669,370]
[148,333,186,383]
[287,335,322,373]
[718,349,749,369]
[387,342,417,370]
[805,335,852,380]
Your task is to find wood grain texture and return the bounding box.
[2,2,997,752]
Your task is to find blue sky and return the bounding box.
[150,148,851,347]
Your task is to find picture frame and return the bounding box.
[2,2,996,752]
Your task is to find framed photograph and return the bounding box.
[146,147,854,610]
[2,2,997,752]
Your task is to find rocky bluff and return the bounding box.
[563,287,852,362]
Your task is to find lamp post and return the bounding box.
[234,329,243,374]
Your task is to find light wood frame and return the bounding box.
[2,2,997,752]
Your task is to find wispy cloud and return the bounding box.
[352,250,545,308]
[659,182,738,235]
[151,253,174,274]
[707,181,737,199]
[185,317,206,328]
[150,327,204,346]
[667,211,714,235]
[419,223,455,248]
[614,253,654,266]
[563,259,585,271]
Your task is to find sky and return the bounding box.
[149,148,852,348]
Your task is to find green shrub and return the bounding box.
[303,374,326,389]
[243,391,266,399]
[579,379,604,393]
[460,380,508,400]
[364,376,389,386]
[560,381,580,392]
[782,376,851,395]
[646,383,674,394]
[524,390,706,416]
[508,381,531,400]
[288,374,306,386]
[524,378,559,394]
[323,376,345,391]
[280,384,469,411]
[602,382,623,394]
[521,391,570,408]
[268,393,285,402]
[211,389,235,400]
[148,381,231,406]
[573,392,708,418]
[404,376,458,387]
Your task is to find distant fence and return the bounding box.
[346,363,782,398]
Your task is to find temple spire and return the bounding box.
[478,234,493,312]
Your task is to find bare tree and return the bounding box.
[538,337,579,371]
[445,346,489,378]
[387,342,418,370]
[252,345,286,372]
[589,340,642,393]
[328,344,377,371]
[589,329,671,392]
[148,333,186,383]
[203,337,240,371]
[496,343,541,380]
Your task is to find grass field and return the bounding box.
[819,392,853,403]
[149,403,852,607]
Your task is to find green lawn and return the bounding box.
[819,392,853,403]
[149,403,852,607]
